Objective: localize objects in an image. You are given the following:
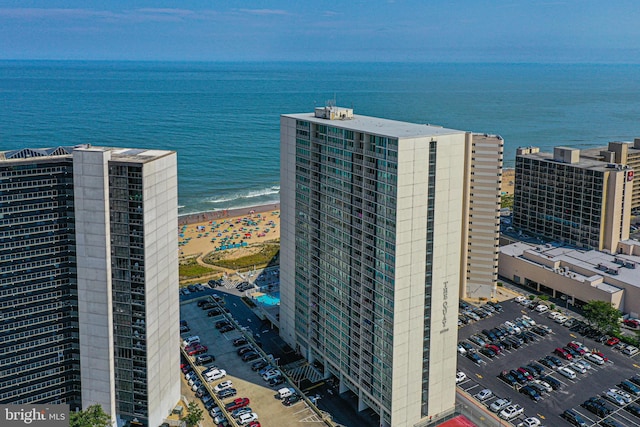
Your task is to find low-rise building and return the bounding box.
[499,240,640,316]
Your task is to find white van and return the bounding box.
[624,345,639,356]
[182,336,200,347]
[277,387,294,399]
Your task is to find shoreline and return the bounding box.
[178,202,280,226]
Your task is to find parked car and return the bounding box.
[455,371,467,384]
[489,397,511,413]
[214,380,234,393]
[581,400,611,417]
[532,379,553,393]
[519,385,541,401]
[242,352,260,362]
[251,360,269,371]
[282,394,301,406]
[267,376,285,387]
[217,388,237,399]
[584,352,605,365]
[558,367,577,379]
[539,375,562,390]
[225,398,250,412]
[195,354,215,365]
[499,404,524,420]
[620,380,640,396]
[603,389,627,406]
[219,325,235,333]
[233,337,248,347]
[517,417,541,427]
[554,348,573,360]
[606,337,620,346]
[466,352,485,365]
[474,389,493,401]
[626,403,640,418]
[237,346,254,356]
[561,409,588,426]
[498,371,518,387]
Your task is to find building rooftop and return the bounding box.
[283,110,465,139]
[501,241,640,291]
[516,150,620,173]
[0,145,174,163]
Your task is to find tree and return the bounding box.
[69,404,113,427]
[583,300,622,335]
[182,401,204,427]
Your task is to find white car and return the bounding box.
[499,404,524,420]
[238,412,258,425]
[515,296,526,303]
[558,367,576,379]
[457,344,467,355]
[522,315,536,326]
[205,369,227,382]
[604,389,626,406]
[535,304,548,313]
[518,417,542,427]
[548,311,561,320]
[584,352,605,365]
[554,315,568,324]
[609,387,632,403]
[533,379,553,393]
[455,371,467,384]
[214,380,233,393]
[573,359,591,371]
[474,388,493,401]
[262,370,282,381]
[504,321,521,334]
[569,362,586,374]
[489,398,511,413]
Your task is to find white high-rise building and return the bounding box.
[280,106,476,426]
[0,145,180,427]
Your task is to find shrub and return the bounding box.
[550,304,555,310]
[497,282,504,287]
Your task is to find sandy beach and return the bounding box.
[502,168,515,195]
[178,204,280,257]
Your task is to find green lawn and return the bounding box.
[179,259,214,279]
[205,244,279,271]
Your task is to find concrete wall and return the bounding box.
[278,116,298,350]
[141,153,180,427]
[390,132,463,426]
[461,134,503,299]
[73,148,117,424]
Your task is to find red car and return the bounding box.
[517,367,534,381]
[567,342,586,355]
[554,348,572,360]
[625,319,640,329]
[606,337,620,346]
[486,344,502,354]
[187,345,208,356]
[225,398,250,412]
[593,351,609,362]
[247,423,261,427]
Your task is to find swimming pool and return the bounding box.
[255,291,280,306]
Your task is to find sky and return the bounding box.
[1,0,639,62]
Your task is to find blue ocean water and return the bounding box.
[1,61,639,215]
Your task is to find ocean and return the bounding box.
[1,61,639,215]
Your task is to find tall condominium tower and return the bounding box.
[514,146,632,252]
[0,145,180,427]
[279,106,502,426]
[581,139,640,211]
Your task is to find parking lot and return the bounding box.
[180,291,327,427]
[457,297,640,426]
